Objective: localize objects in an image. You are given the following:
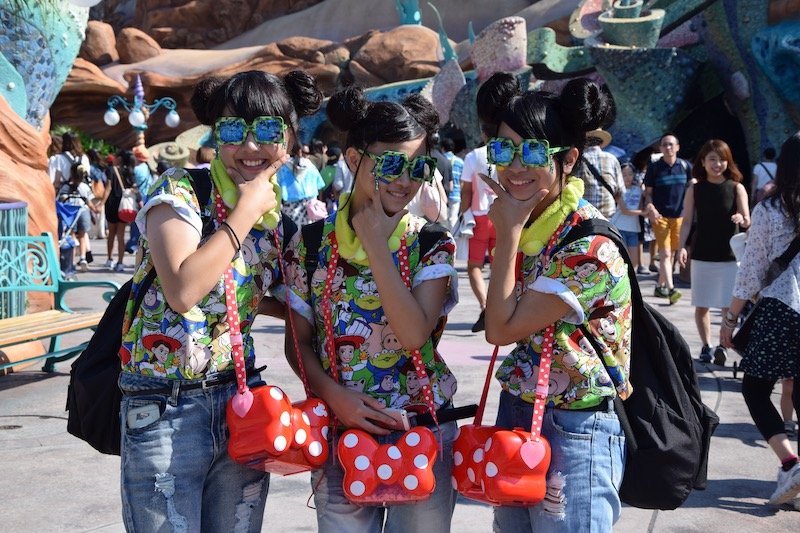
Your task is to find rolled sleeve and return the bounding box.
[136,194,202,239]
[413,263,459,316]
[529,276,584,324]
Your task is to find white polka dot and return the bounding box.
[405,432,421,447]
[484,437,493,451]
[413,454,429,469]
[453,451,463,466]
[280,411,291,426]
[403,475,419,490]
[274,435,287,452]
[467,467,475,483]
[485,462,498,478]
[377,464,393,480]
[354,455,370,471]
[308,441,323,457]
[295,428,307,445]
[302,412,310,425]
[270,388,284,401]
[473,448,484,463]
[350,481,366,497]
[451,476,458,490]
[343,433,359,448]
[321,426,330,439]
[387,446,401,460]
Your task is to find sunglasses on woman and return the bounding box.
[214,116,287,146]
[487,137,570,168]
[360,150,437,184]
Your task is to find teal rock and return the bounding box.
[527,27,593,78]
[597,8,666,48]
[751,21,800,107]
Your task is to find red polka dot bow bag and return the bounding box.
[326,235,440,504]
[220,197,330,475]
[451,341,552,506]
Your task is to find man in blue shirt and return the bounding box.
[644,134,692,304]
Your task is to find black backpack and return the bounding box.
[561,218,719,510]
[66,169,213,455]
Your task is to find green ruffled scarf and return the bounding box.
[335,192,410,267]
[517,176,584,256]
[210,158,282,230]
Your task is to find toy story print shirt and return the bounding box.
[496,201,633,409]
[286,214,459,414]
[120,167,290,379]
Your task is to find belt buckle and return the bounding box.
[200,375,220,390]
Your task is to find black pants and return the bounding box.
[742,374,800,450]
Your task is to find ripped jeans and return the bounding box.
[119,371,270,533]
[492,391,625,533]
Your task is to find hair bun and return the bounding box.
[560,78,616,133]
[327,86,370,132]
[477,72,520,126]
[283,70,323,118]
[191,76,226,125]
[402,93,440,136]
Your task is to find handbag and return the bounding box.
[224,206,331,474]
[732,232,800,353]
[452,340,552,506]
[325,234,441,504]
[114,168,138,223]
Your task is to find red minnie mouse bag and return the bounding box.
[325,234,441,504]
[225,225,330,474]
[452,332,554,506]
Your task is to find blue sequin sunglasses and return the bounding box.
[360,150,437,184]
[214,116,287,146]
[487,137,570,168]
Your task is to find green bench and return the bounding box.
[0,233,119,372]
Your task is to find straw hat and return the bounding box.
[586,128,612,149]
[149,141,190,168]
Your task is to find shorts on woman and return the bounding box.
[119,371,270,533]
[468,215,496,265]
[690,260,737,308]
[311,421,458,533]
[618,230,639,248]
[493,391,625,533]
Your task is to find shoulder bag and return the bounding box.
[114,167,139,223]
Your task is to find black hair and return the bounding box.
[326,86,439,152]
[190,70,322,134]
[87,148,104,168]
[311,138,325,154]
[765,131,800,231]
[441,138,455,152]
[61,132,75,153]
[476,73,616,174]
[764,147,776,160]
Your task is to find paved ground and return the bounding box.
[1,236,799,532]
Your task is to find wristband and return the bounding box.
[220,221,241,253]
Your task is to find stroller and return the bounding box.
[55,196,87,280]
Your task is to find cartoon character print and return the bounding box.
[142,334,181,376]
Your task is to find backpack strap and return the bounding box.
[301,219,326,283]
[758,162,774,181]
[581,157,616,199]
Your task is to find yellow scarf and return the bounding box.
[335,192,410,267]
[210,158,282,230]
[518,176,584,256]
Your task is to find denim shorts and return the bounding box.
[119,371,270,533]
[493,391,625,533]
[311,421,458,533]
[618,229,640,248]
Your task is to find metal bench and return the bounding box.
[0,233,119,372]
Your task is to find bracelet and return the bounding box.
[219,221,241,253]
[721,318,738,329]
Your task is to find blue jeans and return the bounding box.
[311,421,458,533]
[493,391,625,533]
[119,371,270,533]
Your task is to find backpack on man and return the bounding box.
[562,218,719,510]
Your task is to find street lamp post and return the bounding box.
[103,74,180,147]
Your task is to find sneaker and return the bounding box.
[649,264,659,273]
[104,259,116,268]
[77,259,89,273]
[713,345,728,366]
[113,263,125,273]
[654,286,670,298]
[636,266,650,275]
[471,310,486,333]
[699,345,713,363]
[785,421,798,439]
[768,463,800,505]
[668,288,682,305]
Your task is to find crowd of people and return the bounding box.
[49,67,800,530]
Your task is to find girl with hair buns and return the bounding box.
[284,86,460,532]
[476,72,633,531]
[118,70,321,532]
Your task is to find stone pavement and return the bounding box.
[1,236,799,532]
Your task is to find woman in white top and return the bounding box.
[721,131,800,507]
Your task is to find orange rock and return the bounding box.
[117,27,163,64]
[352,26,442,84]
[79,21,118,66]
